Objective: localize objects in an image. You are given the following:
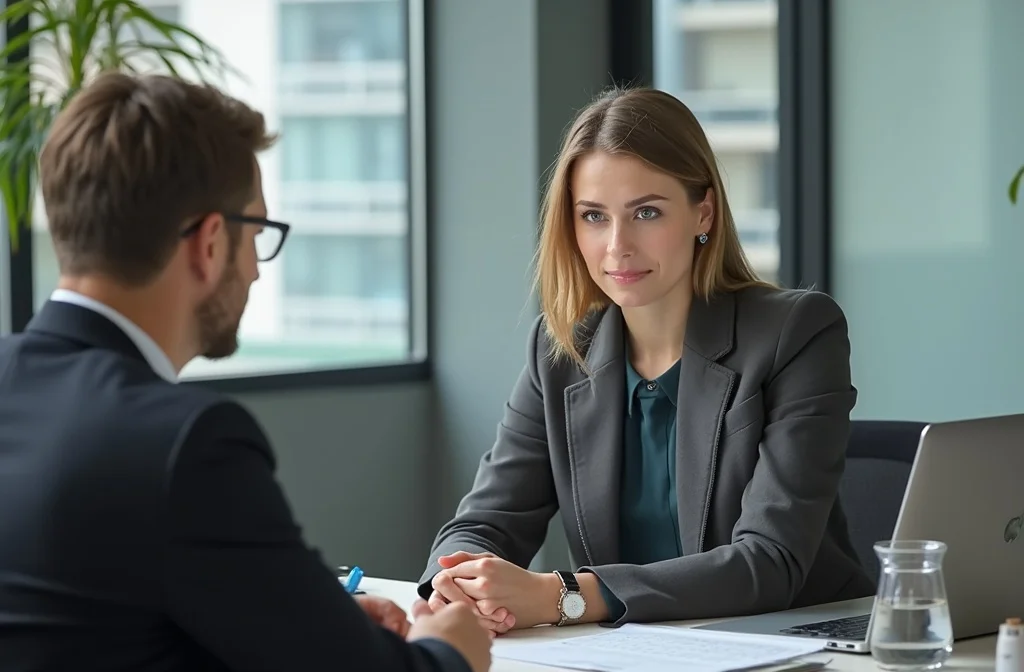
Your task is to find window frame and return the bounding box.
[3,0,33,337]
[0,4,8,337]
[608,0,833,293]
[1,0,431,391]
[777,0,832,291]
[0,202,10,338]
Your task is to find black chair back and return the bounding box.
[839,420,927,585]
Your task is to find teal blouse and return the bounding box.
[598,354,683,620]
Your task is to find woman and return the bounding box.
[418,87,873,634]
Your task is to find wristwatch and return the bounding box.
[554,570,587,626]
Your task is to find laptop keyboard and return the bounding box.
[781,613,870,640]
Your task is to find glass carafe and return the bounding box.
[869,540,953,670]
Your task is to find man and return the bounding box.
[0,72,490,672]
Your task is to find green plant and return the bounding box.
[0,0,233,252]
[1011,165,1024,205]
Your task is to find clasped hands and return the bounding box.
[352,550,557,638]
[426,551,562,636]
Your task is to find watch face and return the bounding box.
[562,593,587,619]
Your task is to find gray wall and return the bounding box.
[231,0,611,582]
[238,383,434,581]
[429,0,541,520]
[429,0,610,572]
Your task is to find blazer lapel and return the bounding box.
[564,306,625,566]
[676,293,738,555]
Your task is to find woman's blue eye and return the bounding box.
[636,206,660,220]
[582,210,604,223]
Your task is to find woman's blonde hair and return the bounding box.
[534,86,773,369]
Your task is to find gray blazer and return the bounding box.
[420,287,874,624]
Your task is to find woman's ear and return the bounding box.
[699,187,716,233]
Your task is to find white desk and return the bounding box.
[362,578,997,671]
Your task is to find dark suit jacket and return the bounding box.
[0,300,468,672]
[421,287,875,624]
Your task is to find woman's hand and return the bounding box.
[430,552,516,635]
[438,554,562,630]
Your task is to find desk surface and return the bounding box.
[362,578,997,671]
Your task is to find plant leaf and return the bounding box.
[0,98,53,252]
[0,151,21,252]
[1010,165,1024,205]
[0,19,65,62]
[0,0,236,248]
[118,2,240,82]
[0,0,42,33]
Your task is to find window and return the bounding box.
[281,116,405,182]
[652,0,780,282]
[278,233,406,361]
[28,0,425,380]
[284,234,405,300]
[280,0,402,63]
[831,0,1024,421]
[122,3,180,43]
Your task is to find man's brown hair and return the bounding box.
[39,72,277,285]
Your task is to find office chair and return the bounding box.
[838,420,927,586]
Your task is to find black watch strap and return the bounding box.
[555,570,580,592]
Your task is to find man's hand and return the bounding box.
[430,551,516,635]
[409,599,492,672]
[355,595,410,638]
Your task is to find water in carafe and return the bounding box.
[869,540,953,670]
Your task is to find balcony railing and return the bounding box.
[277,61,406,114]
[281,296,406,345]
[734,208,778,247]
[677,0,777,29]
[679,89,777,125]
[733,208,779,276]
[280,181,406,211]
[278,181,407,234]
[278,61,405,97]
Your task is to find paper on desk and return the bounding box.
[494,624,825,672]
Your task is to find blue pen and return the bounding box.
[345,566,364,594]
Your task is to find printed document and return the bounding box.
[495,623,825,672]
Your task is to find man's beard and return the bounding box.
[195,259,246,360]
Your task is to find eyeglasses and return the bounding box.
[180,214,291,262]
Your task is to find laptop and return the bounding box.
[695,413,1024,653]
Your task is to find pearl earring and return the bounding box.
[698,232,709,245]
